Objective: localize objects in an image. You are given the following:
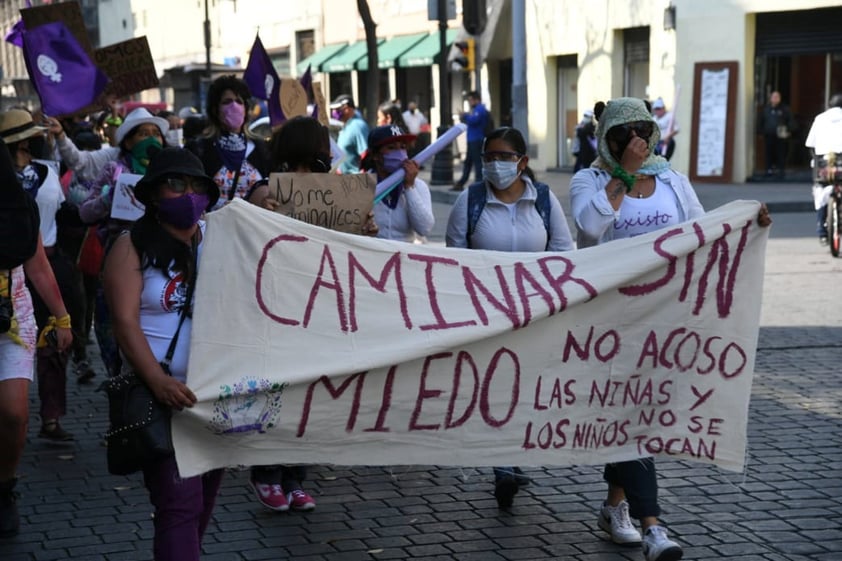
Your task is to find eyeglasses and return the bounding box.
[482,151,522,163]
[221,98,244,106]
[165,177,209,195]
[607,121,655,143]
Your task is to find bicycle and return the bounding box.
[813,152,842,257]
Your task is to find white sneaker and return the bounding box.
[598,500,642,545]
[642,525,683,561]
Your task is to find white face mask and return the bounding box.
[483,160,521,190]
[165,128,183,147]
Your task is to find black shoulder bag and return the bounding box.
[101,236,199,476]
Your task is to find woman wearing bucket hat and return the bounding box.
[569,98,771,561]
[76,107,169,378]
[360,124,434,242]
[103,147,221,560]
[185,75,271,210]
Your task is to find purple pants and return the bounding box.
[142,455,224,561]
[36,344,68,420]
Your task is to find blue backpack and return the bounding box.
[466,181,552,250]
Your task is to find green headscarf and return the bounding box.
[593,97,670,175]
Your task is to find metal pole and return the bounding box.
[511,0,528,141]
[204,0,212,79]
[430,0,454,185]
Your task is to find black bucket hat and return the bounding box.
[134,147,219,209]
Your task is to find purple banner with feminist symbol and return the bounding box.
[22,21,109,116]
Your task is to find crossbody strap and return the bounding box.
[160,233,199,371]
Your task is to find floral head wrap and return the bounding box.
[593,97,670,175]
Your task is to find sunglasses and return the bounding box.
[482,151,522,163]
[165,177,209,195]
[221,98,244,106]
[607,121,655,143]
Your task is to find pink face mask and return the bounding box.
[220,101,245,131]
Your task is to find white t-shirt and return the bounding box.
[805,107,842,155]
[613,178,681,239]
[654,111,678,137]
[34,165,65,247]
[137,221,205,382]
[402,109,428,135]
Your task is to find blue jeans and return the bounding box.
[457,139,484,186]
[603,458,660,519]
[818,204,828,237]
[142,455,224,561]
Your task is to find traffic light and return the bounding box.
[463,0,487,35]
[453,38,475,72]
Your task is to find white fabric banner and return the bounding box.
[174,198,768,478]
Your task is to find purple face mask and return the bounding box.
[157,193,209,229]
[381,149,407,175]
[331,108,343,121]
[220,101,245,131]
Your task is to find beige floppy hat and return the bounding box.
[0,109,47,145]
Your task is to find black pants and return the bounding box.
[603,457,660,519]
[457,140,484,187]
[764,134,787,174]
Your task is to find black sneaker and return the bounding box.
[0,478,19,539]
[74,360,96,384]
[38,421,74,442]
[494,475,518,509]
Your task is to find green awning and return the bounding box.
[296,42,348,74]
[357,32,429,71]
[321,39,384,73]
[396,29,458,67]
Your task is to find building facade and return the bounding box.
[0,0,840,183]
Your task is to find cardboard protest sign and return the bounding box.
[278,78,308,120]
[93,37,158,99]
[312,81,329,127]
[21,2,92,55]
[172,199,769,478]
[110,173,144,221]
[268,172,375,234]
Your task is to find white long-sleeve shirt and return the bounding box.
[446,177,574,252]
[569,167,704,249]
[55,135,120,182]
[374,177,435,243]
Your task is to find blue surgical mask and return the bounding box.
[382,149,407,175]
[483,160,520,190]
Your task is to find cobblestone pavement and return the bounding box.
[2,209,841,560]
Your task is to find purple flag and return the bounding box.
[299,64,321,120]
[4,19,25,48]
[22,21,109,116]
[243,34,285,126]
[4,0,30,48]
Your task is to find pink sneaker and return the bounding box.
[250,481,289,511]
[287,489,316,511]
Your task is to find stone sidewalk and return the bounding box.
[2,229,841,560]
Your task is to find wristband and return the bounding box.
[611,166,636,192]
[54,314,72,329]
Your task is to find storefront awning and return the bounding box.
[357,32,428,71]
[321,39,384,73]
[296,42,348,74]
[396,29,458,68]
